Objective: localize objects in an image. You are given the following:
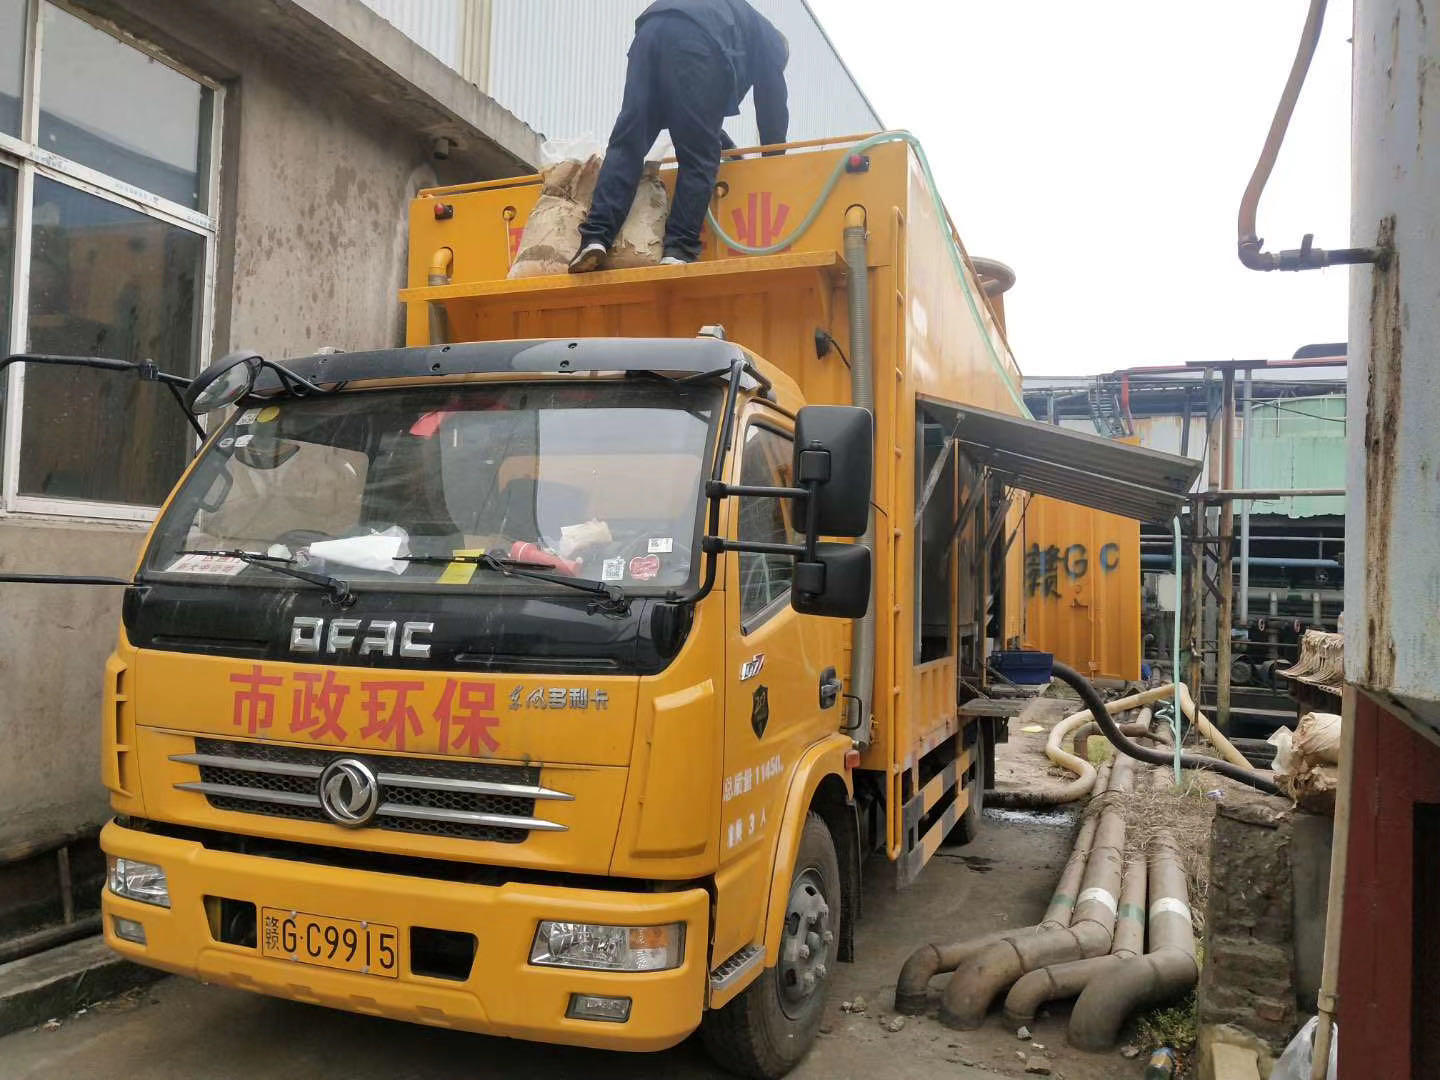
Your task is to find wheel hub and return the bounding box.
[778,868,833,1013]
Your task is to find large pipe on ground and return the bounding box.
[894,763,1113,1014]
[939,755,1136,1028]
[1004,852,1149,1023]
[843,206,877,748]
[1069,836,1199,1049]
[1051,663,1280,794]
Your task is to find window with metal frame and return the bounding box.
[0,0,220,518]
[737,422,800,628]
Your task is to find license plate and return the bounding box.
[259,907,400,978]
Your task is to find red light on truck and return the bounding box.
[433,202,454,220]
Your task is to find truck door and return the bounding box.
[719,409,843,863]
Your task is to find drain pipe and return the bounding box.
[894,762,1112,1014]
[1052,662,1280,794]
[1069,835,1199,1049]
[428,246,454,345]
[1005,852,1149,1024]
[939,755,1135,1028]
[843,207,877,748]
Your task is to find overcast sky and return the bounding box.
[809,0,1353,376]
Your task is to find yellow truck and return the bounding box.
[4,133,1199,1077]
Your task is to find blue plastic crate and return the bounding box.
[990,650,1054,685]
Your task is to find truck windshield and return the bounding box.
[144,380,719,593]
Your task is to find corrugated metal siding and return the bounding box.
[1245,395,1347,518]
[357,0,462,68]
[484,0,880,144]
[1020,495,1141,681]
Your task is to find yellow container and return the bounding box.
[1020,495,1140,681]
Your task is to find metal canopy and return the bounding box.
[920,399,1204,522]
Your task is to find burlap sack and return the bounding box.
[509,155,604,279]
[509,155,669,278]
[605,165,669,269]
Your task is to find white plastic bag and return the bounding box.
[1267,726,1297,778]
[1272,1017,1337,1080]
[539,135,606,167]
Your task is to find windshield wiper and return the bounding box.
[180,549,354,607]
[398,552,628,613]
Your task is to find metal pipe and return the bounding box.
[1140,555,1343,569]
[1218,369,1237,732]
[1312,591,1322,626]
[427,247,454,345]
[895,763,1113,1014]
[1069,836,1198,1049]
[1309,689,1353,1078]
[1002,852,1149,1024]
[0,916,103,965]
[939,756,1136,1029]
[1199,487,1345,500]
[1240,369,1253,622]
[1142,535,1344,546]
[1270,591,1280,660]
[1236,0,1385,271]
[843,207,877,748]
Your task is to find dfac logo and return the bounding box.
[725,191,791,253]
[317,758,381,827]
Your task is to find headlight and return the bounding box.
[530,921,684,972]
[107,856,170,907]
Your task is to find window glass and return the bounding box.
[738,424,799,625]
[0,0,23,136]
[145,382,719,591]
[20,176,203,505]
[37,3,209,208]
[0,164,14,355]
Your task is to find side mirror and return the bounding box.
[185,350,262,414]
[793,405,872,538]
[792,542,871,618]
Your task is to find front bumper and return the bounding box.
[100,821,709,1052]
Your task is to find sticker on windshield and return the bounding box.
[165,553,247,576]
[629,554,661,581]
[601,557,626,582]
[647,537,674,554]
[234,408,261,426]
[233,433,254,448]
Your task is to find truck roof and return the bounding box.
[250,336,795,402]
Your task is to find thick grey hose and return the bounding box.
[843,215,876,747]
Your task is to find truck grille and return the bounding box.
[172,738,571,844]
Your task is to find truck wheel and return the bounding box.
[948,731,987,845]
[701,813,840,1079]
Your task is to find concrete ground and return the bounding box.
[0,712,1151,1079]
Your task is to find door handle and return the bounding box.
[818,667,842,709]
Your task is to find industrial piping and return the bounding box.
[938,755,1136,1029]
[427,247,453,345]
[843,208,877,748]
[894,763,1112,1014]
[1069,836,1199,1049]
[1004,852,1148,1023]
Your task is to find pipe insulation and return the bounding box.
[938,756,1136,1029]
[843,209,877,748]
[1004,852,1149,1023]
[1051,663,1280,795]
[1069,837,1199,1049]
[893,763,1113,1015]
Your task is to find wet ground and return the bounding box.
[1,704,1151,1080]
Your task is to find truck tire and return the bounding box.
[948,730,986,845]
[701,813,841,1079]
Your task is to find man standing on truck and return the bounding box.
[569,0,789,273]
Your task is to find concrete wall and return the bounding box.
[0,0,535,858]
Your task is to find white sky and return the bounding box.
[810,0,1353,376]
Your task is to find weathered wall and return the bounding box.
[0,522,145,856]
[0,0,534,858]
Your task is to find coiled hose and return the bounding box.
[1051,661,1280,795]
